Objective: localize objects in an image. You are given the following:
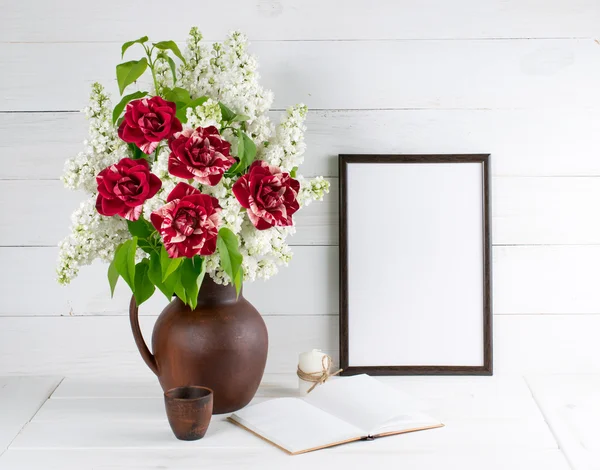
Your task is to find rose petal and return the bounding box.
[232,176,251,209]
[139,141,159,154]
[168,155,194,180]
[121,204,143,221]
[99,195,125,217]
[166,183,199,203]
[147,174,162,199]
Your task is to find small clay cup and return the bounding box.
[164,386,213,440]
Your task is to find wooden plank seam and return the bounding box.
[0,377,64,458]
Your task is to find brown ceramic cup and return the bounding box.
[164,386,213,441]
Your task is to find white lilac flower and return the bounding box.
[247,115,274,146]
[61,83,127,194]
[154,53,175,94]
[298,176,331,207]
[186,98,222,129]
[201,177,244,235]
[57,198,129,284]
[264,104,308,172]
[180,29,274,141]
[178,27,212,99]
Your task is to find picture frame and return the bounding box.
[339,154,492,375]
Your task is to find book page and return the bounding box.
[230,398,365,454]
[305,374,439,434]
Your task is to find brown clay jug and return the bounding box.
[129,278,268,414]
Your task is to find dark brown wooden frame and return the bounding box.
[339,154,492,376]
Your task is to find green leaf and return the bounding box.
[127,218,154,239]
[127,143,147,160]
[218,102,236,122]
[231,130,257,174]
[148,252,172,300]
[240,131,257,167]
[153,40,186,63]
[167,56,177,84]
[233,266,243,296]
[133,259,155,306]
[188,96,208,108]
[127,218,155,255]
[164,87,191,122]
[107,258,119,298]
[196,258,207,293]
[164,86,191,105]
[121,36,148,58]
[113,237,138,290]
[112,91,148,124]
[236,130,245,169]
[216,228,244,297]
[232,114,250,122]
[160,246,183,282]
[176,108,187,123]
[290,166,298,178]
[174,281,186,304]
[137,239,154,255]
[164,258,183,282]
[116,58,148,95]
[180,256,206,309]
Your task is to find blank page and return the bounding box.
[230,398,364,454]
[305,375,439,434]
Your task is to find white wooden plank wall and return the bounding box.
[1,0,600,378]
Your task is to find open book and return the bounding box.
[229,374,443,454]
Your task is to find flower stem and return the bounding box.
[144,45,161,96]
[153,144,161,163]
[150,63,160,96]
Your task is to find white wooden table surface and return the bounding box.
[1,374,596,469]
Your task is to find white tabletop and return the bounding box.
[1,374,595,470]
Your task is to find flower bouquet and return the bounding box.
[57,28,329,309]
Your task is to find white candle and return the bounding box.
[298,349,328,394]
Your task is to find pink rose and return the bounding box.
[95,157,161,221]
[118,96,182,154]
[232,160,300,230]
[168,126,235,185]
[150,183,221,258]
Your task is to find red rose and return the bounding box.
[168,126,236,185]
[118,96,182,154]
[95,157,161,221]
[232,160,300,230]
[150,183,221,258]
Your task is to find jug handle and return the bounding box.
[129,295,159,376]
